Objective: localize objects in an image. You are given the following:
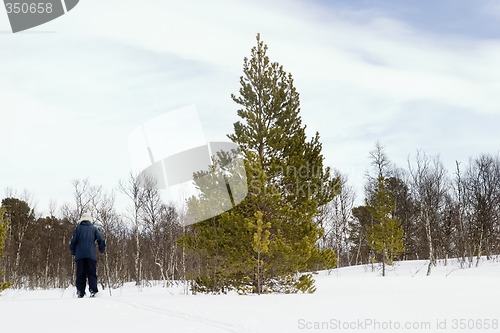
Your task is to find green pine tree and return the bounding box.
[181,34,338,294]
[366,176,405,276]
[228,34,339,280]
[0,207,11,292]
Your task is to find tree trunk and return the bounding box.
[382,249,387,277]
[135,227,141,285]
[425,215,435,276]
[426,261,432,276]
[14,239,23,286]
[256,252,261,295]
[476,229,483,267]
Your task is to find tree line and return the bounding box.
[321,143,500,276]
[1,146,498,290]
[0,177,184,290]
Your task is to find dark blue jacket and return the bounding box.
[69,221,106,261]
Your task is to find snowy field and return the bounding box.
[1,258,499,333]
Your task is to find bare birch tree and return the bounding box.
[408,151,449,275]
[318,171,356,267]
[119,173,145,286]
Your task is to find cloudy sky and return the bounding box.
[1,0,500,214]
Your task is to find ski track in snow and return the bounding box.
[107,297,257,333]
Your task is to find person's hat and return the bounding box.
[79,212,93,223]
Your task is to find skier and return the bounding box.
[69,212,106,298]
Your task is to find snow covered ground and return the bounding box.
[1,258,499,333]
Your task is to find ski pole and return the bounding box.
[104,251,112,296]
